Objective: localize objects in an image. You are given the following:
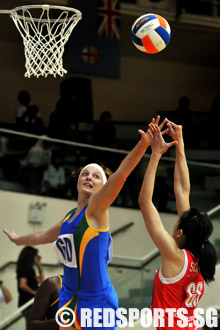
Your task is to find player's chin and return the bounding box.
[81,186,94,195]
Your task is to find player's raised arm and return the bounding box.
[138,124,177,255]
[87,117,167,224]
[166,120,190,217]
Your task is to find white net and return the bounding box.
[9,4,82,78]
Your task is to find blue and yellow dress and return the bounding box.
[53,205,118,329]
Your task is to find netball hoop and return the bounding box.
[0,4,82,78]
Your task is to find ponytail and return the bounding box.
[178,207,217,284]
[199,240,217,284]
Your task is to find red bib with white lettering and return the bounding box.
[152,249,204,330]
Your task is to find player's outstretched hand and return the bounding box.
[165,119,183,142]
[149,123,178,155]
[138,116,169,147]
[3,229,19,245]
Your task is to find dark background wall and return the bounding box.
[0,0,220,126]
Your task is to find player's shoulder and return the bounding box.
[65,209,74,217]
[39,276,61,292]
[63,209,76,221]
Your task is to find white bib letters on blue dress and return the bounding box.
[53,234,77,268]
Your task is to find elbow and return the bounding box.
[19,282,28,291]
[138,195,145,209]
[19,283,25,290]
[138,195,153,211]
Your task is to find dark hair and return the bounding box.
[18,90,30,105]
[178,96,190,107]
[16,246,39,277]
[178,207,217,284]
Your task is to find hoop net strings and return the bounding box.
[10,7,81,78]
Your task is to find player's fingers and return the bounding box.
[167,141,178,149]
[148,130,153,138]
[155,125,161,135]
[3,229,9,236]
[166,119,178,128]
[138,129,145,137]
[161,128,169,136]
[158,118,166,131]
[166,123,175,134]
[149,123,156,132]
[151,118,155,124]
[155,115,160,126]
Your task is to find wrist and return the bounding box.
[151,152,162,160]
[139,139,150,149]
[175,137,184,145]
[176,139,185,150]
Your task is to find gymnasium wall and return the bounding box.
[0,14,220,126]
[0,189,161,320]
[0,190,220,321]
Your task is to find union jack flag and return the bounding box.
[98,0,121,39]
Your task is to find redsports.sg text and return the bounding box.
[56,307,218,328]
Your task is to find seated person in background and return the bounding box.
[42,152,66,198]
[22,105,45,136]
[15,90,31,129]
[92,111,116,148]
[47,102,73,141]
[27,275,62,330]
[16,246,44,321]
[173,96,196,148]
[21,138,52,194]
[208,95,220,149]
[0,280,12,321]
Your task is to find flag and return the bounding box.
[98,0,121,39]
[68,0,120,78]
[82,46,99,64]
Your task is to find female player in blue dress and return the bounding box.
[3,116,165,330]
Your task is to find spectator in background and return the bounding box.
[208,95,220,149]
[22,105,45,136]
[15,90,44,135]
[47,101,73,141]
[16,90,31,129]
[21,137,52,194]
[92,111,116,148]
[0,280,12,321]
[0,135,9,180]
[173,96,196,148]
[16,246,44,321]
[42,151,66,198]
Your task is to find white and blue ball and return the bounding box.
[131,13,171,54]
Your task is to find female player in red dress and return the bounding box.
[138,120,217,330]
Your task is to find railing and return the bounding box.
[0,298,33,330]
[0,128,220,328]
[1,127,220,213]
